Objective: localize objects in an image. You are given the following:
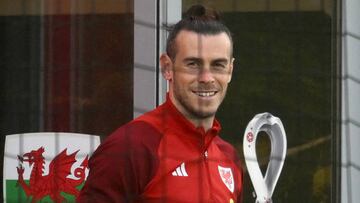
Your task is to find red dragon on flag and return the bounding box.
[16,147,88,203]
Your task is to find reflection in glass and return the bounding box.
[183,0,336,202]
[0,0,134,137]
[0,3,134,197]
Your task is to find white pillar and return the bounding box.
[133,0,181,118]
[341,0,360,202]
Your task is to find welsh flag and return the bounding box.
[3,133,100,203]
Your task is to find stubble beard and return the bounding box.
[173,84,226,120]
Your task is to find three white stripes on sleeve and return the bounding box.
[171,162,188,177]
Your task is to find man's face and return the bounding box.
[163,30,234,120]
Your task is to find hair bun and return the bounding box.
[184,4,220,21]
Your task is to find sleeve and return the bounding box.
[77,121,161,203]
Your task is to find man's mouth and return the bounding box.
[193,91,218,97]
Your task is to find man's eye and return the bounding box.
[187,62,199,68]
[214,63,226,69]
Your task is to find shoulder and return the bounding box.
[79,121,162,202]
[213,137,241,165]
[213,137,236,154]
[86,120,163,185]
[96,120,163,156]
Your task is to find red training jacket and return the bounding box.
[78,96,243,203]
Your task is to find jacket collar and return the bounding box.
[162,93,221,146]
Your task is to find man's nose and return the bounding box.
[198,68,215,83]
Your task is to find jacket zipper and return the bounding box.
[203,134,213,202]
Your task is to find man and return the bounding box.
[78,4,243,203]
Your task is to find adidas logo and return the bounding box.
[171,162,188,177]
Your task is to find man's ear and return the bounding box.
[228,58,235,83]
[160,53,173,80]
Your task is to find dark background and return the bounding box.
[217,12,333,202]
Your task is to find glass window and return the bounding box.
[182,0,338,202]
[0,0,134,198]
[0,0,133,137]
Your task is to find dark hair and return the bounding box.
[165,4,233,60]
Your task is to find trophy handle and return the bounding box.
[243,112,287,203]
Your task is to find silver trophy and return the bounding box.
[243,113,287,203]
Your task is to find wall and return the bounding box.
[341,0,360,202]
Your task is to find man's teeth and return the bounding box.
[195,92,216,97]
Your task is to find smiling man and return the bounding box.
[78,4,243,203]
[161,30,233,131]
